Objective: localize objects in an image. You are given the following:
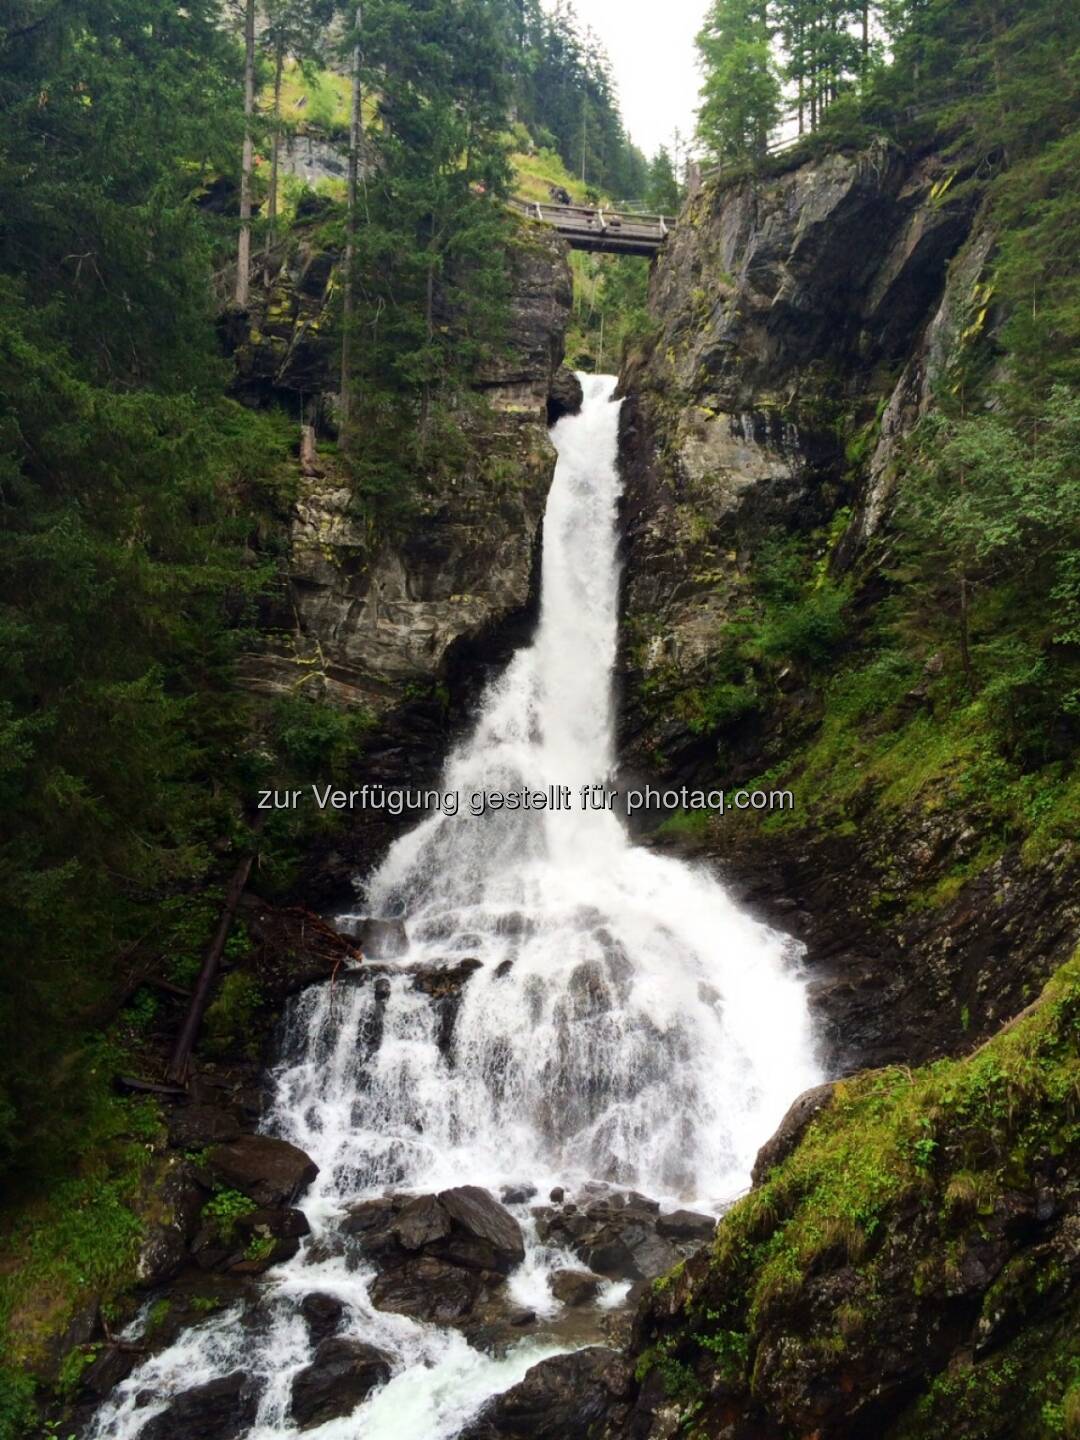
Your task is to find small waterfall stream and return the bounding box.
[88,375,821,1439]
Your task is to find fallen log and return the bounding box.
[167,846,257,1085]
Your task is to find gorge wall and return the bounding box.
[615,139,1079,1075]
[229,218,581,892]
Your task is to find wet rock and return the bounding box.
[500,1184,537,1205]
[752,1082,837,1185]
[136,1162,206,1288]
[541,1192,678,1282]
[655,1208,716,1241]
[549,1187,565,1203]
[290,1337,393,1429]
[341,1195,407,1237]
[393,1193,453,1251]
[227,1206,311,1273]
[549,1268,601,1307]
[356,917,409,958]
[460,1347,631,1439]
[547,365,584,425]
[204,1135,319,1208]
[80,1345,138,1400]
[583,1227,678,1282]
[371,1256,484,1322]
[299,1292,344,1343]
[435,1185,526,1274]
[139,1371,258,1440]
[410,959,483,1058]
[410,958,483,997]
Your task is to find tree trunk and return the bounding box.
[958,569,975,693]
[234,0,257,309]
[264,36,285,278]
[339,3,363,441]
[166,846,257,1084]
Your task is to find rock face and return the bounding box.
[618,141,975,745]
[229,223,574,897]
[236,225,573,723]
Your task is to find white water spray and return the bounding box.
[88,375,820,1440]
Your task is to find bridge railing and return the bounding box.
[508,197,675,232]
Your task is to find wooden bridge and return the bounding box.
[509,198,674,257]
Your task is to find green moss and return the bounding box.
[674,948,1080,1432]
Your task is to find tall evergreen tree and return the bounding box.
[696,0,782,161]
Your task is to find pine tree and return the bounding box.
[696,0,782,162]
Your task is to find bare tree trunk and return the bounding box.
[235,0,257,308]
[167,847,258,1085]
[339,3,363,441]
[264,36,286,279]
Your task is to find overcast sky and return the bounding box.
[545,0,710,161]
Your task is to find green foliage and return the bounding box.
[0,1046,163,1374]
[697,0,782,162]
[201,972,264,1060]
[202,1188,257,1241]
[0,1369,35,1440]
[897,389,1080,756]
[504,0,649,198]
[566,252,651,371]
[0,0,296,1181]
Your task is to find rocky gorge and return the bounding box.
[30,127,1080,1440]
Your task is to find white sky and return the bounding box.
[544,0,710,161]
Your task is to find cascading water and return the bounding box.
[88,375,821,1440]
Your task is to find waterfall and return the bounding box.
[88,375,820,1440]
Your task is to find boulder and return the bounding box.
[547,366,584,425]
[393,1193,453,1251]
[299,1292,344,1343]
[655,1208,716,1241]
[751,1082,836,1185]
[459,1347,630,1439]
[500,1185,537,1205]
[205,1135,319,1207]
[435,1186,526,1274]
[290,1337,393,1429]
[341,1195,406,1237]
[540,1193,678,1281]
[139,1372,258,1440]
[549,1268,601,1307]
[228,1206,311,1273]
[370,1256,484,1323]
[356,918,408,958]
